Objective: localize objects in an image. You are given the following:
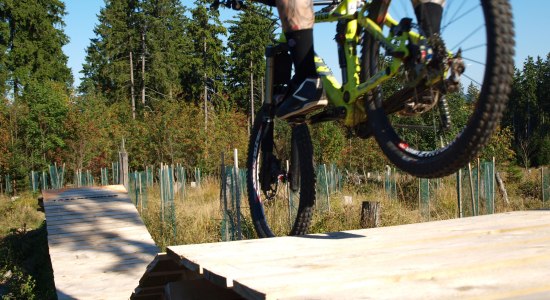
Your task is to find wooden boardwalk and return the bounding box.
[133,211,550,299]
[43,185,158,300]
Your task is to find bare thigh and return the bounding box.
[276,0,314,32]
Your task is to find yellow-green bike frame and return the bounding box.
[266,0,438,127]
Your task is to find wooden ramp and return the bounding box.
[43,185,159,300]
[133,211,550,299]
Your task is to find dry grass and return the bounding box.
[140,177,224,250]
[137,168,548,248]
[0,193,44,237]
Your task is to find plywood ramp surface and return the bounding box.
[165,211,550,300]
[43,185,159,300]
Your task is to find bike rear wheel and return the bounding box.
[246,105,316,237]
[362,0,514,178]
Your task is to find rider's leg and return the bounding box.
[412,0,445,36]
[275,0,327,120]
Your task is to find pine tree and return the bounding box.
[80,0,140,105]
[183,0,227,104]
[0,0,72,97]
[140,0,190,103]
[226,3,275,112]
[0,98,10,172]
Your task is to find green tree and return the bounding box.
[18,81,69,172]
[0,98,10,172]
[0,0,72,97]
[80,0,140,105]
[226,4,275,113]
[182,0,227,104]
[140,0,191,103]
[504,56,547,167]
[63,93,115,172]
[311,122,347,165]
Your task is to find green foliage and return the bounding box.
[181,0,227,103]
[0,99,10,172]
[63,93,114,171]
[503,54,550,167]
[17,82,68,172]
[506,164,524,182]
[480,126,515,162]
[0,266,36,300]
[139,0,190,101]
[0,0,72,97]
[226,4,275,112]
[0,194,55,299]
[311,122,346,164]
[518,179,541,200]
[80,0,139,102]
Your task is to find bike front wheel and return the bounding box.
[246,105,316,237]
[362,0,515,178]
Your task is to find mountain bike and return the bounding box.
[216,0,514,237]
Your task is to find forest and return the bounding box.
[0,0,549,190]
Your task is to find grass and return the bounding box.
[0,166,546,298]
[0,192,56,300]
[140,176,224,249]
[139,167,548,250]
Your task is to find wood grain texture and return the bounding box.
[167,211,550,299]
[43,185,158,300]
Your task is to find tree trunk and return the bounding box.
[360,201,380,228]
[495,172,509,205]
[129,50,136,120]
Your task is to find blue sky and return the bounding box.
[63,0,550,88]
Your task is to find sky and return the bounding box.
[62,0,550,88]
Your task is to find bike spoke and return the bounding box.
[460,43,487,53]
[442,5,479,34]
[442,0,467,33]
[462,72,483,87]
[462,56,486,67]
[442,0,457,27]
[450,24,485,51]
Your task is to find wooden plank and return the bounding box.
[46,212,142,226]
[49,232,157,252]
[47,211,141,224]
[44,201,135,214]
[47,217,145,234]
[49,244,159,260]
[56,272,147,300]
[44,195,131,206]
[44,202,137,214]
[168,211,550,273]
[47,223,146,237]
[42,185,127,200]
[167,211,550,299]
[228,235,550,299]
[46,230,153,247]
[45,208,138,219]
[43,186,159,300]
[49,252,155,269]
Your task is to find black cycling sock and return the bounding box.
[285,29,317,84]
[414,3,443,36]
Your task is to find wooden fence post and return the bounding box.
[119,139,129,190]
[234,149,242,240]
[360,201,380,228]
[457,169,463,218]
